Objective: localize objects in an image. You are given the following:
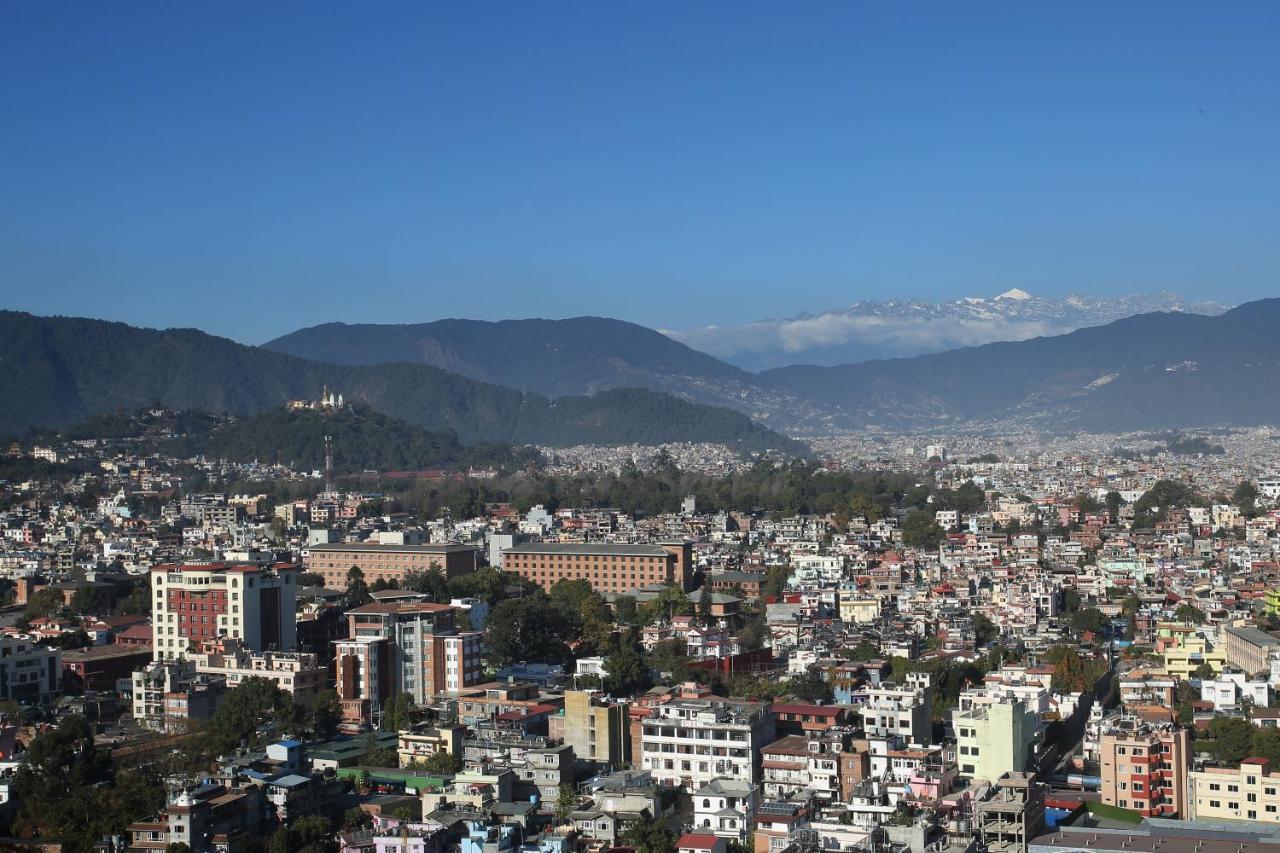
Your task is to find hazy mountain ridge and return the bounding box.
[264,316,833,433]
[668,290,1229,370]
[759,300,1280,432]
[0,311,804,454]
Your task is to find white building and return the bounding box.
[640,699,776,788]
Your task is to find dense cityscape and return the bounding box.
[6,4,1280,853]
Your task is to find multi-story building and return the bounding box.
[335,602,482,726]
[397,723,467,767]
[977,772,1046,853]
[691,778,759,843]
[126,780,265,853]
[150,562,298,661]
[557,690,631,769]
[304,542,480,588]
[639,698,775,789]
[0,636,61,702]
[859,673,934,746]
[1190,757,1280,823]
[502,542,693,594]
[953,698,1039,784]
[760,733,848,802]
[1098,718,1190,817]
[1221,624,1280,677]
[188,636,325,704]
[132,659,226,732]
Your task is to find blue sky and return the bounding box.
[2,2,1277,344]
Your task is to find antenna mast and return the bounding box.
[324,435,334,495]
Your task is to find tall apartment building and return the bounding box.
[1099,718,1190,818]
[0,636,61,702]
[150,562,298,661]
[953,698,1039,784]
[305,542,480,588]
[639,698,775,789]
[1190,757,1280,823]
[502,541,694,594]
[859,672,934,746]
[335,602,482,726]
[760,733,849,802]
[557,690,631,769]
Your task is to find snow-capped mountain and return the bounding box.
[667,290,1228,371]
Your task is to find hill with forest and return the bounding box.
[0,311,805,454]
[263,316,832,431]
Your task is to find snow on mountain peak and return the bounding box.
[995,288,1032,301]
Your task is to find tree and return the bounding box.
[1060,588,1082,614]
[788,667,834,704]
[901,510,943,551]
[485,593,581,668]
[841,640,880,661]
[972,613,998,647]
[1070,607,1109,637]
[421,750,463,775]
[204,676,294,755]
[267,813,336,853]
[736,610,768,652]
[613,594,638,625]
[621,813,678,853]
[1193,662,1217,680]
[24,587,64,621]
[12,715,114,850]
[1207,716,1255,764]
[345,566,371,605]
[1234,480,1260,517]
[381,692,417,733]
[697,585,714,627]
[1175,603,1205,625]
[298,572,326,588]
[307,689,341,740]
[604,628,653,697]
[555,782,578,823]
[403,567,449,602]
[69,585,101,615]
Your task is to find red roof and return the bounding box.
[677,834,721,850]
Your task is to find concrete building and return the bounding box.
[131,659,226,732]
[502,541,694,594]
[1098,718,1190,818]
[0,636,61,702]
[1190,757,1280,823]
[559,690,631,769]
[397,723,467,767]
[335,602,482,726]
[1221,624,1280,677]
[150,562,297,661]
[859,673,934,746]
[188,636,325,704]
[305,542,480,588]
[691,778,758,843]
[639,698,775,788]
[977,772,1045,853]
[953,698,1039,784]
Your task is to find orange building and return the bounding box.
[502,541,693,594]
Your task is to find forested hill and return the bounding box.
[162,406,538,472]
[0,311,805,454]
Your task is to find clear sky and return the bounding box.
[2,2,1277,344]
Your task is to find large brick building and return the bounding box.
[150,562,298,661]
[502,541,693,594]
[305,542,480,588]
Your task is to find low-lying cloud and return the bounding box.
[665,314,1071,368]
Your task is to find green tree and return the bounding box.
[380,692,417,733]
[901,509,943,550]
[1070,607,1109,637]
[555,782,578,823]
[788,667,834,704]
[1207,716,1255,764]
[697,585,714,627]
[604,628,653,697]
[403,567,449,601]
[485,593,581,668]
[307,689,341,739]
[972,613,998,646]
[1234,480,1260,517]
[613,594,638,625]
[421,750,463,775]
[1175,603,1205,625]
[345,565,371,606]
[621,813,678,853]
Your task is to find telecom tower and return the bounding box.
[324,435,334,495]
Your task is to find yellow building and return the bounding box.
[1266,587,1280,618]
[1162,634,1226,680]
[839,595,882,625]
[1190,758,1280,823]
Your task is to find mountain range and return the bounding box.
[666,290,1229,370]
[0,311,802,454]
[4,298,1278,445]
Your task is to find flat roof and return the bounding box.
[346,602,455,616]
[309,543,478,554]
[504,543,671,557]
[62,645,154,662]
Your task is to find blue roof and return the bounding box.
[274,739,302,748]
